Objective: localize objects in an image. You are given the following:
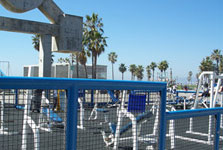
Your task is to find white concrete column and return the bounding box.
[39,34,52,77]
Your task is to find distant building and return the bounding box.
[23,63,107,79]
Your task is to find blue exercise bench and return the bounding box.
[108,111,152,136]
[16,99,63,123]
[101,92,153,149]
[42,107,63,122]
[107,90,120,104]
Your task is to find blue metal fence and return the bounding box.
[0,76,167,150]
[164,107,223,150]
[1,76,223,149]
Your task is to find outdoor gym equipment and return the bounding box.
[88,90,120,125]
[38,91,63,132]
[174,71,223,145]
[77,90,85,129]
[21,90,40,150]
[101,90,175,150]
[0,91,18,135]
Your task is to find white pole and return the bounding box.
[78,98,85,129]
[153,100,159,136]
[221,93,223,128]
[113,109,123,150]
[210,74,214,108]
[207,116,212,144]
[184,99,186,110]
[131,115,138,150]
[169,119,175,149]
[113,91,126,150]
[21,90,32,150]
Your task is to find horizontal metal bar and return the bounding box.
[166,108,223,120]
[0,77,166,91]
[176,90,202,94]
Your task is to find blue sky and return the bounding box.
[0,0,223,83]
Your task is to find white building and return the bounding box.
[23,63,107,79]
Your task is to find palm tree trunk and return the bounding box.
[76,54,79,78]
[217,60,219,74]
[84,64,88,78]
[131,73,133,80]
[122,73,124,80]
[112,63,114,80]
[94,55,97,79]
[92,52,97,79]
[92,53,97,79]
[163,71,165,81]
[153,70,154,81]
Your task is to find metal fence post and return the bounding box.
[66,86,78,150]
[91,90,94,107]
[15,89,18,106]
[214,113,220,150]
[159,88,167,150]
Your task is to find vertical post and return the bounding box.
[208,74,214,143]
[66,86,78,150]
[147,91,150,104]
[159,88,167,150]
[91,90,94,107]
[210,74,215,108]
[54,64,57,78]
[15,89,18,106]
[214,113,220,150]
[132,117,138,150]
[39,34,52,77]
[113,90,126,150]
[221,94,223,128]
[21,90,32,149]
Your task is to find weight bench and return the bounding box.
[101,91,176,150]
[108,111,152,135]
[101,92,153,149]
[41,107,63,122]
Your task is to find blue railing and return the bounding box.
[1,76,223,149]
[0,76,167,150]
[164,107,223,150]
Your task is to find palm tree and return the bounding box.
[108,52,118,80]
[211,49,221,74]
[84,13,107,79]
[219,55,223,74]
[119,63,127,80]
[146,66,151,81]
[135,65,144,81]
[57,53,77,78]
[162,60,169,81]
[158,62,164,81]
[150,62,157,81]
[74,52,79,78]
[129,64,137,80]
[199,56,214,72]
[32,34,40,51]
[79,50,91,78]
